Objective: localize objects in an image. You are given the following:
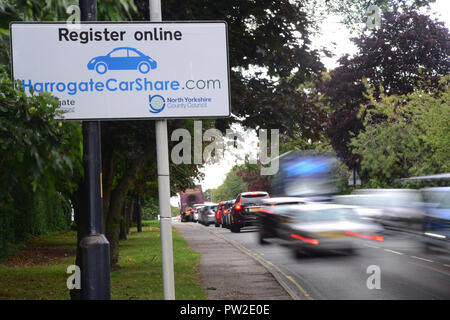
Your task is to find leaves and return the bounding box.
[350,77,450,186]
[321,9,449,170]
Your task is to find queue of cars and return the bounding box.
[181,191,270,232]
[182,186,449,258]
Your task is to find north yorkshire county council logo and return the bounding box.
[149,95,165,113]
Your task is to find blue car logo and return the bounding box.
[87,47,157,74]
[149,95,165,113]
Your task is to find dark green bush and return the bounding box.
[0,69,82,260]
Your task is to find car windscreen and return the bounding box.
[241,194,269,205]
[423,190,450,208]
[278,205,360,222]
[301,208,361,222]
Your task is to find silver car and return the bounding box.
[274,203,383,257]
[336,189,426,234]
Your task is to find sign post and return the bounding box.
[10,8,230,300]
[78,0,110,300]
[150,0,175,300]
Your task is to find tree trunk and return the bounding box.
[69,182,85,300]
[102,148,115,233]
[105,147,154,269]
[119,202,127,240]
[126,198,134,235]
[135,194,142,233]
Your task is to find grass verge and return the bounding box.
[0,220,206,300]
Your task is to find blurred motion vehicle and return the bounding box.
[215,201,227,227]
[255,197,311,244]
[192,203,204,223]
[229,192,269,233]
[268,203,383,257]
[221,200,235,229]
[181,207,193,222]
[422,187,450,254]
[198,203,218,226]
[180,186,204,222]
[271,151,339,201]
[347,189,426,234]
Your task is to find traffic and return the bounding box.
[179,152,449,275]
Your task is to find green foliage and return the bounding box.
[351,77,450,187]
[212,165,247,202]
[141,197,159,220]
[170,205,180,217]
[0,69,82,259]
[0,0,137,72]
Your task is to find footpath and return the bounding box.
[173,222,291,300]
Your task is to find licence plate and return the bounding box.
[248,207,260,212]
[319,232,347,238]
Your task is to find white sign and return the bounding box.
[10,22,230,120]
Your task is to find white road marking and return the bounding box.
[411,256,434,263]
[364,244,380,249]
[384,249,404,255]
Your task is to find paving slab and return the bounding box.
[173,222,292,300]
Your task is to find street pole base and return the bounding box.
[80,234,111,300]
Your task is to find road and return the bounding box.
[190,222,450,300]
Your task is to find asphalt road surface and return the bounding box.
[189,222,450,300]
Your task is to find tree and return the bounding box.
[212,165,247,202]
[321,9,449,171]
[314,0,435,31]
[350,78,450,187]
[0,70,83,258]
[99,119,203,267]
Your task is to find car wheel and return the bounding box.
[258,231,269,245]
[231,224,240,233]
[95,62,108,74]
[293,248,305,259]
[424,242,434,254]
[138,62,150,74]
[343,246,356,256]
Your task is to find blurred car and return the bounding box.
[273,203,384,257]
[215,201,227,227]
[199,203,218,226]
[192,204,205,223]
[221,200,235,229]
[335,189,426,234]
[421,187,450,254]
[229,192,270,233]
[255,197,311,244]
[181,207,193,222]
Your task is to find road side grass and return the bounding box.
[0,231,78,300]
[0,221,206,300]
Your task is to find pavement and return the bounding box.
[173,222,292,300]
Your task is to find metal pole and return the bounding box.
[149,0,176,300]
[79,0,111,300]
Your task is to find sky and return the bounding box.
[171,0,450,206]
